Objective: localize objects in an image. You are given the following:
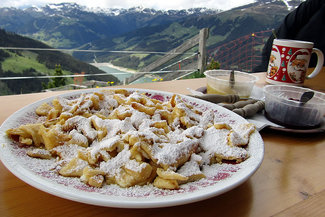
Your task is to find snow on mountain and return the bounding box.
[257,0,296,10]
[21,2,220,17]
[281,0,294,10]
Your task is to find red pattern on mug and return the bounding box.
[266,39,324,86]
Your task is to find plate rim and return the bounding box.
[0,87,264,208]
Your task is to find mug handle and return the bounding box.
[306,48,324,79]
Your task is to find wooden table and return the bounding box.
[1,72,325,217]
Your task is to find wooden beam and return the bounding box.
[125,28,209,84]
[141,35,200,72]
[197,28,209,73]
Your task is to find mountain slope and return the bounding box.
[87,0,303,70]
[0,3,220,49]
[0,29,119,95]
[0,0,305,75]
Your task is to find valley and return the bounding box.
[0,0,304,95]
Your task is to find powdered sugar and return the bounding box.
[152,139,199,166]
[64,116,97,141]
[200,127,249,163]
[52,144,85,160]
[89,135,120,160]
[178,154,203,177]
[69,129,88,146]
[130,110,150,129]
[99,147,131,177]
[0,88,264,206]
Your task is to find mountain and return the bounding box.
[0,29,119,95]
[0,3,220,49]
[86,0,304,70]
[0,0,305,76]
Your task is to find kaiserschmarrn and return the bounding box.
[6,89,255,189]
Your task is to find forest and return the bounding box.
[0,29,119,95]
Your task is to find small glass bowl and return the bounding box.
[204,70,258,98]
[263,85,325,128]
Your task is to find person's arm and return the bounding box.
[278,0,324,38]
[253,0,325,72]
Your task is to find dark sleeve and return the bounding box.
[278,0,324,38]
[253,0,325,72]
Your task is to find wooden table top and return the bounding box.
[0,71,325,217]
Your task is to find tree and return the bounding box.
[43,64,67,89]
[0,81,12,95]
[206,58,220,70]
[187,58,221,79]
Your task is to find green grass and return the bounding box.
[130,53,149,59]
[31,31,74,48]
[2,51,53,74]
[2,51,73,77]
[158,23,198,39]
[206,34,228,47]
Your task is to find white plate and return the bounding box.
[0,88,264,208]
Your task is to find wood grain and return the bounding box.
[273,189,325,217]
[1,72,325,217]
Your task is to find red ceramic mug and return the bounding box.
[266,39,324,85]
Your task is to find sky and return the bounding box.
[0,0,257,11]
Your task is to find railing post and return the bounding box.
[198,28,209,74]
[124,28,209,84]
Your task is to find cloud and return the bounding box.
[0,0,256,10]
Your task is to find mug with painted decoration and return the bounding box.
[266,39,324,85]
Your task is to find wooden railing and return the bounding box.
[124,28,209,84]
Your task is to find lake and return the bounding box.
[93,63,163,84]
[94,64,133,83]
